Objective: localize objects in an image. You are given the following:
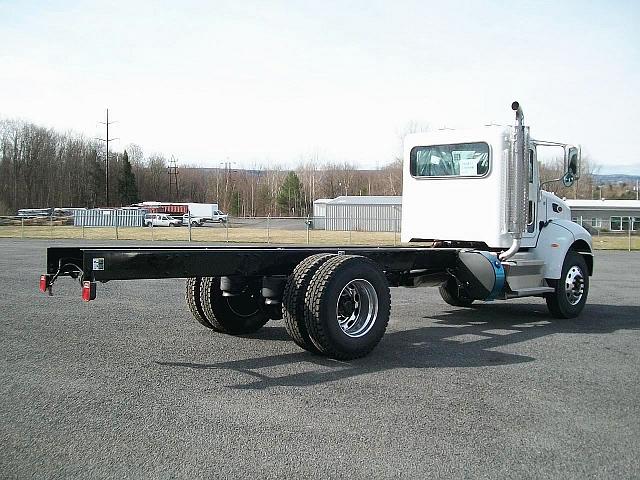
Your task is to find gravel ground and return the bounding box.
[1,239,639,479]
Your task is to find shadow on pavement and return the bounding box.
[156,302,640,389]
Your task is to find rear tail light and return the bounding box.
[82,281,96,302]
[39,275,48,293]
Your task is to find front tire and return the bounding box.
[304,255,391,360]
[200,277,269,334]
[545,251,589,318]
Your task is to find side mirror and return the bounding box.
[565,146,580,180]
[562,172,575,187]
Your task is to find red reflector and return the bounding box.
[39,275,48,293]
[82,281,96,302]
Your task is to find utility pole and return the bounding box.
[223,159,236,212]
[96,109,118,206]
[168,156,179,199]
[217,162,223,202]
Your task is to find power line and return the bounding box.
[95,109,118,206]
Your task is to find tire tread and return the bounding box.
[282,253,334,353]
[185,277,218,330]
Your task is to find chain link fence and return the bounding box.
[1,214,638,250]
[0,214,401,246]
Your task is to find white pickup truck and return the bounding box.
[144,213,182,227]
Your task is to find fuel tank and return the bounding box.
[455,250,505,300]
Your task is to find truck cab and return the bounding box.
[401,102,593,316]
[211,210,228,223]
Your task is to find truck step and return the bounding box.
[501,259,545,268]
[506,286,555,298]
[502,259,546,292]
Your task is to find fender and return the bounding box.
[533,220,593,279]
[553,218,593,248]
[554,219,594,275]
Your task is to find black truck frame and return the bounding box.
[40,244,582,359]
[40,245,472,359]
[42,245,458,284]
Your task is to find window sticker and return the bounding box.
[458,156,477,176]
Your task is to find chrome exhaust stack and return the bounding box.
[500,101,529,261]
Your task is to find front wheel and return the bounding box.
[545,251,589,318]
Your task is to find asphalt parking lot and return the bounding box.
[1,238,639,479]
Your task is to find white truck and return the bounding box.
[41,102,593,360]
[182,211,228,226]
[183,203,228,226]
[401,102,591,319]
[144,213,182,227]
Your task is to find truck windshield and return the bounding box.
[410,142,489,178]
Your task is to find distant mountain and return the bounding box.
[594,174,640,184]
[596,164,640,176]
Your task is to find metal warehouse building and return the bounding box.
[314,196,640,234]
[313,196,402,232]
[566,199,640,232]
[74,208,146,227]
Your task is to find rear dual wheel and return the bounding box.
[303,255,391,360]
[185,277,269,334]
[186,254,391,359]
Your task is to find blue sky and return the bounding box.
[1,0,639,173]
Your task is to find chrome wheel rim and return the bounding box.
[564,265,585,306]
[336,279,378,338]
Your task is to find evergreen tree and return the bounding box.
[117,150,139,205]
[276,171,303,215]
[230,190,241,216]
[87,149,106,208]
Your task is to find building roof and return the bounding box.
[316,196,402,206]
[567,199,640,211]
[314,196,640,210]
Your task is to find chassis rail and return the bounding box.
[42,245,460,293]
